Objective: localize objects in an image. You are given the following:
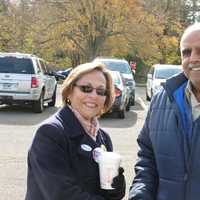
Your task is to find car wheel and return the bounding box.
[130,91,135,106]
[118,109,125,119]
[48,87,57,107]
[126,101,131,111]
[33,91,44,113]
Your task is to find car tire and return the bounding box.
[48,87,57,107]
[118,109,125,119]
[33,91,44,113]
[130,91,135,106]
[126,101,131,111]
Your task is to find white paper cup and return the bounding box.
[98,152,121,190]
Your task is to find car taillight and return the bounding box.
[31,76,39,88]
[115,87,121,97]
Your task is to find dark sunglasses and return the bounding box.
[74,84,107,96]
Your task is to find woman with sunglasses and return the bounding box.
[25,62,126,200]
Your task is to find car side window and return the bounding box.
[45,63,52,74]
[38,60,47,74]
[35,59,42,73]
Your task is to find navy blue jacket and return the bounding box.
[25,106,113,200]
[129,73,200,200]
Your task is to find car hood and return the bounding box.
[153,78,166,86]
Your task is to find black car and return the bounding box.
[109,71,130,119]
[57,67,72,80]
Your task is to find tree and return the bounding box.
[36,0,144,63]
[0,0,194,75]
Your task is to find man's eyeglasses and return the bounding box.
[74,84,107,96]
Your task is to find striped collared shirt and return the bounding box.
[185,80,200,121]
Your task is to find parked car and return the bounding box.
[56,67,72,80]
[146,64,182,101]
[51,70,66,81]
[109,71,130,119]
[0,52,57,113]
[93,57,135,106]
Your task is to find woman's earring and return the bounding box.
[66,98,71,105]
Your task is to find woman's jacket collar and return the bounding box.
[56,105,88,139]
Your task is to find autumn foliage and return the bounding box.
[0,0,197,73]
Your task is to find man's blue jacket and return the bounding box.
[129,72,200,200]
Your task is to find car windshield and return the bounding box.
[155,68,181,79]
[102,60,131,74]
[0,57,34,74]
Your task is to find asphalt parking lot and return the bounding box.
[0,86,148,200]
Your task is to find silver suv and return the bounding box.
[93,57,136,106]
[0,52,57,113]
[146,64,182,101]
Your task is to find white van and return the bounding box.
[146,64,182,101]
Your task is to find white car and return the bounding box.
[146,64,182,101]
[0,52,57,113]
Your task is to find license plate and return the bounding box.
[2,83,18,90]
[3,83,12,89]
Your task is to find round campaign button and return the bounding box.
[81,144,92,152]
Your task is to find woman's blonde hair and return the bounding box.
[62,62,115,115]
